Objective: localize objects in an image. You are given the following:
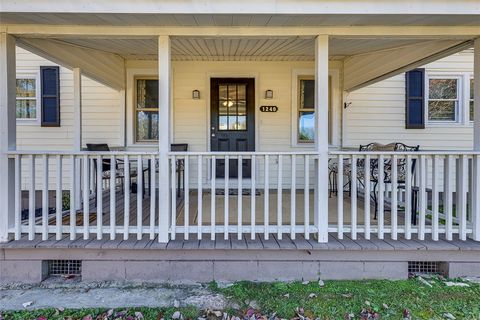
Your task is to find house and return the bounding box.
[0,0,479,283]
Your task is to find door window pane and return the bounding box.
[218,83,247,131]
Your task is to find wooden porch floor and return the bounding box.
[5,188,478,251]
[3,231,480,251]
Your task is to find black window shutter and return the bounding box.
[40,66,60,127]
[405,68,425,129]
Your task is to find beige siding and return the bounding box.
[344,50,474,150]
[16,47,123,151]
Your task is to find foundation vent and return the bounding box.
[48,260,82,277]
[408,261,444,275]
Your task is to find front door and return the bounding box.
[210,78,255,178]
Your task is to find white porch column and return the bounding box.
[158,35,171,243]
[473,38,480,241]
[73,68,82,210]
[314,35,329,243]
[0,33,16,242]
[73,68,82,151]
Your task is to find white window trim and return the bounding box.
[425,72,475,127]
[134,76,159,143]
[291,68,340,148]
[16,72,41,125]
[126,67,159,147]
[468,73,474,124]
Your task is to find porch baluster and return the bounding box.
[304,155,310,239]
[14,155,21,240]
[264,155,269,239]
[237,155,243,240]
[83,155,90,240]
[109,155,116,240]
[123,155,130,239]
[224,156,229,240]
[55,155,62,240]
[277,155,283,240]
[337,154,344,239]
[363,154,370,239]
[96,155,103,240]
[391,155,398,240]
[184,155,190,240]
[350,155,357,240]
[197,155,203,239]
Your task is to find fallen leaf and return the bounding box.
[283,293,290,298]
[443,313,456,319]
[22,301,33,308]
[308,293,317,298]
[418,276,433,288]
[444,281,469,287]
[382,303,389,309]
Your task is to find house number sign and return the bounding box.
[260,106,278,112]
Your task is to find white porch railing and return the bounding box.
[5,150,480,243]
[7,151,159,241]
[329,151,480,241]
[169,151,319,241]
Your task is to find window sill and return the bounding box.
[16,119,40,126]
[427,122,473,128]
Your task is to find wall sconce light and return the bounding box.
[265,89,273,99]
[192,90,200,99]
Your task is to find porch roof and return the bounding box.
[1,0,479,25]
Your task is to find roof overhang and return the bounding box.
[1,0,479,16]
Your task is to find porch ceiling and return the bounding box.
[25,36,474,61]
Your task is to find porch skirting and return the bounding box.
[1,237,480,283]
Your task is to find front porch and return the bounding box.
[1,5,480,282]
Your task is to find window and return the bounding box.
[428,77,460,122]
[470,78,474,121]
[297,77,315,143]
[135,78,158,142]
[16,76,38,120]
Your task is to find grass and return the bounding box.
[1,278,479,320]
[214,278,480,320]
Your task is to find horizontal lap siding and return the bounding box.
[16,47,122,189]
[344,50,474,150]
[172,60,317,187]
